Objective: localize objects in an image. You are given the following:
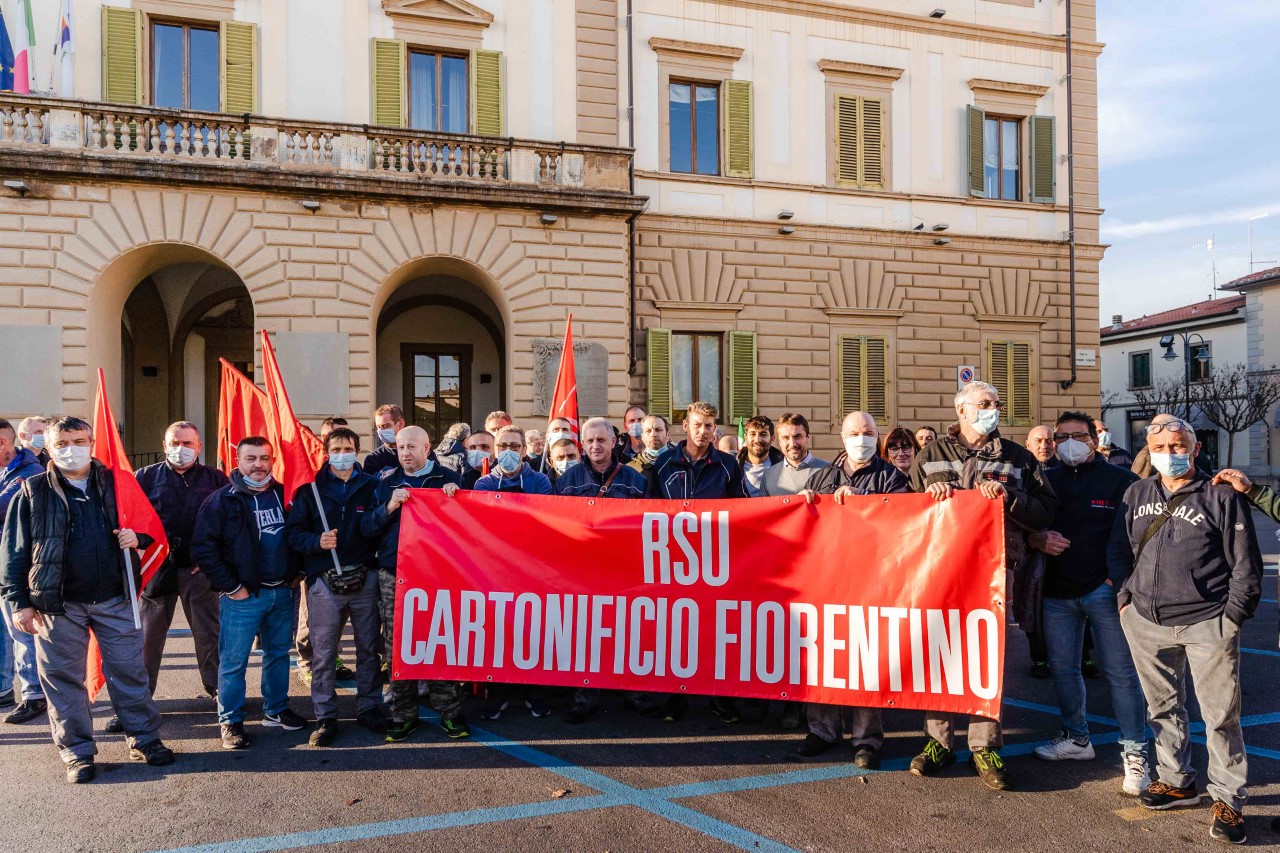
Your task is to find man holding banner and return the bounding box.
[1,417,174,783]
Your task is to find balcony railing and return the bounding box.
[0,95,632,196]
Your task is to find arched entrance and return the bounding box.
[374,264,506,440]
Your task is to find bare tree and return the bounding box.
[1129,375,1187,418]
[1099,390,1123,420]
[1191,363,1280,467]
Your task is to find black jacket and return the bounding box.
[361,463,463,572]
[190,474,301,594]
[648,442,747,499]
[135,461,229,585]
[285,466,380,578]
[805,453,910,496]
[362,444,399,476]
[1042,455,1139,599]
[1108,472,1262,626]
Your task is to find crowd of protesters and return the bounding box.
[0,379,1269,845]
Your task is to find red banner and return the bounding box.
[394,491,1007,717]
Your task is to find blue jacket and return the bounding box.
[0,448,45,520]
[553,460,648,499]
[473,464,552,495]
[190,474,301,594]
[804,453,910,496]
[134,461,229,571]
[361,463,463,572]
[285,466,380,578]
[362,443,399,476]
[648,442,747,500]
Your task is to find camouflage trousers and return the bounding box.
[377,570,464,723]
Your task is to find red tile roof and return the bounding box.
[1223,266,1280,291]
[1100,294,1246,337]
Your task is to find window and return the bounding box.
[987,340,1033,426]
[408,49,468,133]
[671,332,721,419]
[983,116,1020,201]
[151,20,220,111]
[1190,342,1212,382]
[834,95,885,190]
[1129,351,1152,389]
[838,335,889,421]
[401,344,471,442]
[669,81,720,175]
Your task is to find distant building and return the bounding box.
[1222,266,1280,480]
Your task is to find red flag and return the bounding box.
[547,314,579,438]
[216,359,271,476]
[88,368,171,699]
[259,330,325,504]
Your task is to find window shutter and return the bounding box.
[834,94,859,187]
[966,104,985,197]
[370,38,406,128]
[1030,115,1056,204]
[647,328,673,422]
[988,341,1011,423]
[838,335,862,419]
[220,21,258,114]
[863,336,888,421]
[860,97,885,190]
[101,7,142,105]
[1010,341,1033,425]
[727,330,757,423]
[472,49,504,136]
[723,80,752,179]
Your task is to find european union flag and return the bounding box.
[0,9,14,93]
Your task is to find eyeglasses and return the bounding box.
[886,443,914,452]
[967,400,1004,410]
[1052,431,1091,443]
[496,442,524,451]
[1146,422,1191,435]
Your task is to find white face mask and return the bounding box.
[52,445,92,472]
[1096,430,1112,449]
[627,423,644,439]
[166,446,198,468]
[554,458,581,476]
[546,430,575,447]
[29,434,46,450]
[969,406,1001,436]
[843,435,878,463]
[1055,438,1092,467]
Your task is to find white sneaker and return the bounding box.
[1034,733,1096,761]
[1122,750,1151,796]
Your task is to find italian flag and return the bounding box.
[12,0,33,94]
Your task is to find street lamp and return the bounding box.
[1160,330,1211,420]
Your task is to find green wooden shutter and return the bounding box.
[1029,115,1056,204]
[966,104,985,197]
[988,341,1011,423]
[647,328,673,422]
[834,94,859,187]
[723,80,752,179]
[838,335,862,419]
[473,49,504,136]
[370,38,406,128]
[726,330,757,423]
[860,97,885,190]
[220,21,258,114]
[1010,341,1033,425]
[101,7,142,104]
[839,336,889,421]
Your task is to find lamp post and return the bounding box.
[1161,329,1211,421]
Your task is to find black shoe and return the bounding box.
[263,708,308,731]
[709,697,741,724]
[221,722,250,750]
[441,716,471,739]
[1081,658,1101,679]
[334,659,355,681]
[796,733,837,759]
[909,739,955,777]
[104,715,123,733]
[380,661,391,684]
[1030,660,1051,679]
[1140,780,1202,810]
[661,695,688,723]
[309,719,338,747]
[1210,801,1247,845]
[970,748,1010,791]
[525,697,552,718]
[479,699,509,721]
[0,688,13,708]
[563,704,596,725]
[3,698,47,724]
[853,746,880,770]
[384,719,420,743]
[779,705,801,730]
[129,740,175,766]
[356,709,389,733]
[65,757,95,784]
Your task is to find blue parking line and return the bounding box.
[1241,647,1280,659]
[1003,697,1121,728]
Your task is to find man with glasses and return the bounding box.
[1026,412,1148,795]
[1110,414,1260,844]
[908,381,1056,791]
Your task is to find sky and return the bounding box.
[1097,1,1280,325]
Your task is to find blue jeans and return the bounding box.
[217,587,293,725]
[1,602,43,700]
[1042,582,1148,755]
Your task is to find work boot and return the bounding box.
[3,698,47,724]
[909,738,955,777]
[65,757,95,784]
[221,722,250,750]
[129,740,176,766]
[309,719,338,747]
[970,748,1010,791]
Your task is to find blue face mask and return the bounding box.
[29,434,46,450]
[1149,452,1192,478]
[467,449,490,469]
[377,428,397,446]
[496,449,523,473]
[553,458,580,476]
[969,406,1001,436]
[243,472,272,489]
[328,452,356,472]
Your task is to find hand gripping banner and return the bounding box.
[394,490,1007,717]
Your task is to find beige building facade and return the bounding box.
[0,0,1104,459]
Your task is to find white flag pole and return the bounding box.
[310,480,343,571]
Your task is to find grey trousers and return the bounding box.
[34,597,162,762]
[306,571,383,720]
[1121,606,1248,810]
[140,565,220,696]
[295,581,349,673]
[808,704,884,750]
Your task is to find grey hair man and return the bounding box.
[16,416,48,467]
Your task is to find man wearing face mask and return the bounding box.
[907,380,1056,791]
[617,406,647,462]
[361,425,467,742]
[737,416,784,498]
[191,436,308,750]
[1093,419,1134,468]
[627,414,671,476]
[285,427,387,746]
[1025,412,1148,795]
[794,411,906,766]
[1109,415,1259,844]
[462,430,494,489]
[134,422,229,708]
[362,404,406,475]
[1,417,175,783]
[16,416,50,468]
[475,426,553,495]
[0,418,48,724]
[547,436,582,480]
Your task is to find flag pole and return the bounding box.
[310,480,343,572]
[122,549,141,630]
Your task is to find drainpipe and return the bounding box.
[1058,0,1078,392]
[625,0,639,376]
